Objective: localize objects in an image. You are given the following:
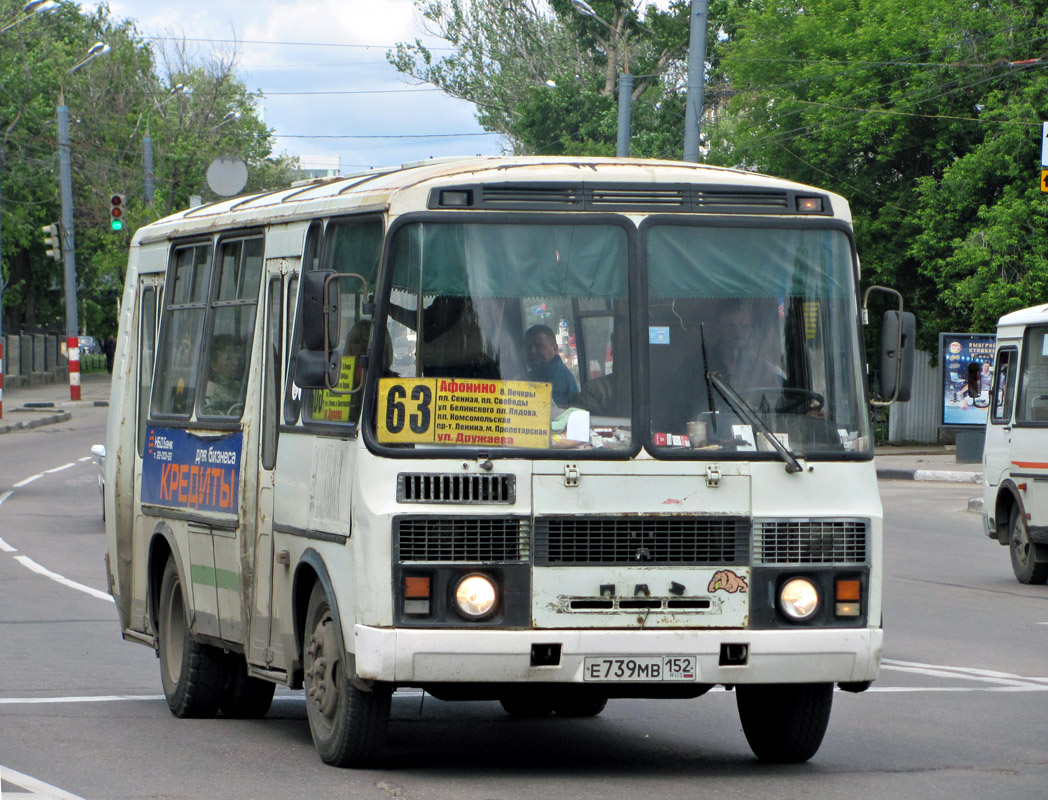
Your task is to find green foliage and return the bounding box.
[0,0,299,339]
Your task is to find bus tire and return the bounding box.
[552,693,608,717]
[499,690,554,718]
[157,557,227,718]
[220,654,276,719]
[303,583,390,767]
[1009,506,1048,584]
[736,683,832,763]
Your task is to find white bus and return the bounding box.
[102,156,914,766]
[982,304,1048,584]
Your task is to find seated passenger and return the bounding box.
[525,324,578,407]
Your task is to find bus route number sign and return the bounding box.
[377,377,552,448]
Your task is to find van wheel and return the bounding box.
[1009,506,1048,584]
[220,654,276,718]
[552,693,608,717]
[736,683,832,763]
[303,583,390,766]
[157,557,227,718]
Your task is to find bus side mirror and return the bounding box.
[879,310,915,403]
[294,270,341,390]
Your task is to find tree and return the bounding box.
[0,0,299,339]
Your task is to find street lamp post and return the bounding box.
[571,0,632,158]
[143,83,185,204]
[57,41,111,401]
[0,0,58,419]
[682,0,709,162]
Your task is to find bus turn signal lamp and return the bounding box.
[403,575,431,616]
[835,578,861,617]
[779,578,819,621]
[453,574,497,619]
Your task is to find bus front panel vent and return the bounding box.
[752,519,869,565]
[395,516,531,563]
[398,473,515,504]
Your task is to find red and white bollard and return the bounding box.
[67,335,81,401]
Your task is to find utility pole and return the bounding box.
[57,93,80,400]
[683,0,709,162]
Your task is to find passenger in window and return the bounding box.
[704,300,785,396]
[203,336,245,416]
[525,324,578,407]
[388,295,500,379]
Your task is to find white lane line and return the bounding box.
[881,658,1048,688]
[0,695,164,705]
[44,462,76,474]
[78,456,93,462]
[0,489,12,508]
[12,473,42,487]
[12,556,113,603]
[0,538,15,553]
[0,764,88,800]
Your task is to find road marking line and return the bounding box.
[0,538,15,553]
[881,658,1048,688]
[12,556,113,603]
[44,462,76,473]
[0,489,12,508]
[0,695,164,705]
[1,764,88,800]
[12,474,41,487]
[78,456,93,462]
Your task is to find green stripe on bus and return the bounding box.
[190,564,239,591]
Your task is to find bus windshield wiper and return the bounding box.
[705,370,804,474]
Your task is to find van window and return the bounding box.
[991,347,1016,424]
[1016,327,1048,424]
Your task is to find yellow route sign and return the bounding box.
[376,377,552,448]
[1042,169,1048,193]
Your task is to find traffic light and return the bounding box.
[42,223,61,262]
[109,194,125,231]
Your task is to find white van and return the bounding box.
[982,304,1048,584]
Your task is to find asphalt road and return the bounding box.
[1,407,1045,800]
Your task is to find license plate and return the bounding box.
[583,656,696,682]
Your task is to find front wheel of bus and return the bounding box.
[303,583,391,766]
[157,557,227,718]
[1009,506,1048,585]
[736,683,832,763]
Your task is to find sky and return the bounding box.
[80,0,507,174]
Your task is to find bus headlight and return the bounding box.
[779,578,819,621]
[453,574,498,619]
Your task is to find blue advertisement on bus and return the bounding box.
[940,333,995,426]
[141,427,242,514]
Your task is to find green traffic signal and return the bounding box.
[111,218,124,231]
[109,193,124,231]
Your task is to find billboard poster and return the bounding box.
[940,333,995,426]
[141,427,242,514]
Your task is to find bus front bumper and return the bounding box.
[353,626,882,686]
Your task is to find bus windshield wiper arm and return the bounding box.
[706,370,804,474]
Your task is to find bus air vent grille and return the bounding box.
[752,519,869,565]
[590,187,689,209]
[395,516,530,563]
[481,185,583,208]
[533,516,749,566]
[693,189,788,209]
[397,473,515,504]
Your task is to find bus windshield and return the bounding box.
[369,218,869,458]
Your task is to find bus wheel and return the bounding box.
[157,557,227,718]
[736,683,832,763]
[303,583,390,766]
[499,690,554,718]
[220,654,276,719]
[552,693,608,717]
[1009,506,1048,584]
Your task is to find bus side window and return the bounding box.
[137,285,158,456]
[152,243,212,417]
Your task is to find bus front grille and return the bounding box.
[752,519,869,565]
[533,516,750,566]
[395,516,530,563]
[397,473,515,504]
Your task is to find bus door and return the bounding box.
[247,257,297,671]
[1009,327,1048,520]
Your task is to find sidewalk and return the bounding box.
[0,372,111,434]
[0,377,983,484]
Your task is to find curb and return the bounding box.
[0,411,72,435]
[877,468,982,483]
